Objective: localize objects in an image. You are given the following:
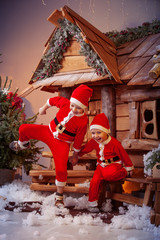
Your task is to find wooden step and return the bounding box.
[29,170,94,185]
[106,191,144,206]
[125,177,149,183]
[29,169,94,177]
[31,176,91,184]
[30,183,89,193]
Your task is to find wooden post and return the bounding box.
[59,87,72,99]
[101,86,116,137]
[154,183,160,226]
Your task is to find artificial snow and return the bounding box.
[105,204,160,236]
[0,180,160,239]
[0,234,7,240]
[143,144,160,176]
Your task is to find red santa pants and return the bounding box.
[19,124,70,185]
[88,163,127,204]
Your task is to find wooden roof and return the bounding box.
[117,33,160,87]
[60,6,120,83]
[28,6,121,88]
[19,7,160,97]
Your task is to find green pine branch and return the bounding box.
[0,77,43,174]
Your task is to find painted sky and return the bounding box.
[0,0,160,93]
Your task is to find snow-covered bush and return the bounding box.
[143,145,160,176]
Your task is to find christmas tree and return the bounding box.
[0,76,42,174]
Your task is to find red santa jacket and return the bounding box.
[79,136,134,171]
[47,96,88,152]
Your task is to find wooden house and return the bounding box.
[20,6,160,225]
[21,5,160,168]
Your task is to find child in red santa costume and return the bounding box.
[9,84,93,208]
[78,113,134,213]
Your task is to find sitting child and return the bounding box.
[78,113,134,212]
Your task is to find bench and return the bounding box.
[30,151,96,194]
[29,151,160,226]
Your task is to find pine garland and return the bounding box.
[33,18,160,82]
[105,19,160,47]
[33,18,111,82]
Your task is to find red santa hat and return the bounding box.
[70,85,93,109]
[90,113,111,134]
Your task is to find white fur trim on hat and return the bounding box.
[90,124,111,134]
[70,97,87,109]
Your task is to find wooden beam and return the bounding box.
[125,177,149,183]
[155,213,160,227]
[116,87,160,103]
[47,9,64,27]
[101,86,116,137]
[30,183,89,193]
[129,101,140,139]
[105,192,144,206]
[32,177,92,184]
[122,138,160,150]
[29,170,94,178]
[61,7,75,24]
[143,183,154,206]
[18,85,37,98]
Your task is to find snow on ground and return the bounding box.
[0,180,160,239]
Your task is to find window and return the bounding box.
[141,100,160,140]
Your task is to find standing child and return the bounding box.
[78,113,134,212]
[9,84,93,208]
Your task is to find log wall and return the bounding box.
[115,85,160,171]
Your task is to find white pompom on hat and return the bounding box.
[70,85,93,109]
[90,113,111,134]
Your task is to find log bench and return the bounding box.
[30,151,96,194]
[30,169,94,194]
[29,151,160,226]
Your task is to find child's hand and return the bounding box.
[127,170,133,177]
[69,157,78,166]
[39,107,46,115]
[39,102,50,115]
[69,152,79,166]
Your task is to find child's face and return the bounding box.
[70,102,84,115]
[91,129,108,143]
